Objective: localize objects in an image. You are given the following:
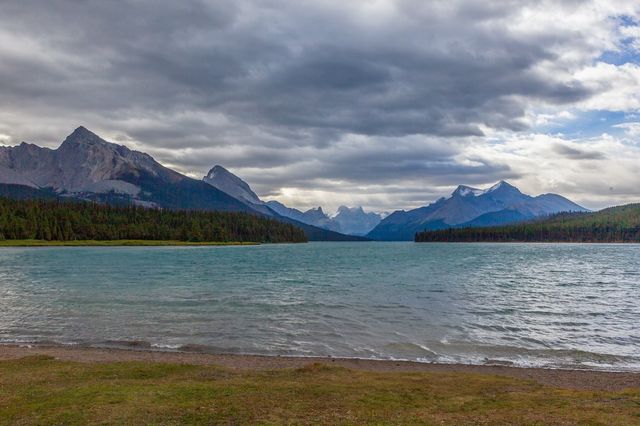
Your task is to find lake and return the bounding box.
[0,242,638,370]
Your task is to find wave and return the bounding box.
[382,342,438,359]
[2,337,639,372]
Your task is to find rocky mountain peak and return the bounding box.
[451,181,522,199]
[203,164,263,205]
[332,205,382,236]
[337,205,365,214]
[60,126,107,148]
[452,185,483,197]
[485,180,520,194]
[205,165,229,179]
[303,207,327,219]
[0,127,172,195]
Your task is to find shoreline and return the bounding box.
[0,239,260,247]
[2,344,639,391]
[414,240,640,244]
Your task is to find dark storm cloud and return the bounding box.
[0,0,591,135]
[0,0,624,209]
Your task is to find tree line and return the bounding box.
[415,204,640,243]
[0,197,307,243]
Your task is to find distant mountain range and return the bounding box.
[265,202,341,232]
[203,165,383,236]
[0,127,589,242]
[367,181,588,240]
[332,206,384,236]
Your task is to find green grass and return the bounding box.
[0,239,259,247]
[0,356,638,424]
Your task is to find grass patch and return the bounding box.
[0,239,259,247]
[0,356,638,424]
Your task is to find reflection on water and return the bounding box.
[0,242,639,370]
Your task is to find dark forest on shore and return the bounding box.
[0,197,307,243]
[416,204,640,243]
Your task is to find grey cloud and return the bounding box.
[203,138,520,203]
[0,0,626,209]
[552,144,607,160]
[0,0,593,139]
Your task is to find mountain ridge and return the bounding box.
[0,127,588,242]
[203,166,381,235]
[367,181,587,240]
[0,127,365,241]
[264,202,343,232]
[332,206,383,236]
[203,165,264,206]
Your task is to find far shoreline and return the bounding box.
[0,239,261,247]
[1,344,639,391]
[413,240,640,244]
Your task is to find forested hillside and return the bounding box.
[0,197,307,243]
[415,204,640,243]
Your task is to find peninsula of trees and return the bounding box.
[0,197,307,244]
[415,204,640,243]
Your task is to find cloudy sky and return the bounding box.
[1,0,639,213]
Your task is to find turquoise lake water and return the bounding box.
[0,242,638,370]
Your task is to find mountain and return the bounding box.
[267,201,383,235]
[300,207,341,232]
[200,164,373,240]
[332,206,382,236]
[0,127,364,241]
[455,209,530,228]
[201,165,383,236]
[265,200,305,221]
[367,181,588,240]
[202,164,278,217]
[416,203,640,243]
[0,127,254,212]
[200,165,354,235]
[264,201,338,231]
[203,165,263,206]
[202,168,378,235]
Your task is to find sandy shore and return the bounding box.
[1,344,638,391]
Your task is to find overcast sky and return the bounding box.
[1,0,639,213]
